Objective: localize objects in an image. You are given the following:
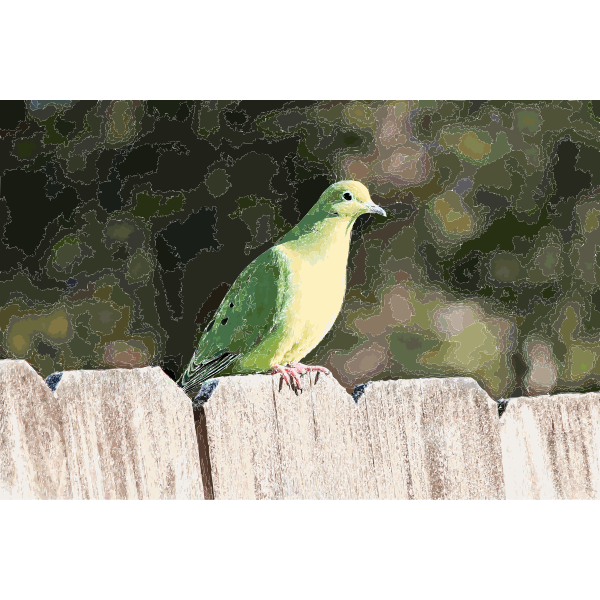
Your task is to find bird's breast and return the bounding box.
[276,237,350,360]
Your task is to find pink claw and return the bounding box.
[270,362,331,391]
[270,365,291,388]
[288,362,331,376]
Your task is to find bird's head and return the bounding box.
[320,180,386,220]
[275,180,386,246]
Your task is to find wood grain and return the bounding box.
[201,374,505,499]
[56,367,202,499]
[0,360,70,499]
[500,393,600,499]
[0,360,202,500]
[9,356,599,501]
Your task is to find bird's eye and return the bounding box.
[343,191,353,201]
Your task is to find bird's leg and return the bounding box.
[287,362,331,376]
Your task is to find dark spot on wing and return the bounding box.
[206,319,215,332]
[221,317,229,325]
[229,302,234,307]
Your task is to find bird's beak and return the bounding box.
[367,203,386,217]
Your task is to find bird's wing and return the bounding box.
[178,246,290,397]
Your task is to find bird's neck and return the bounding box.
[277,216,355,260]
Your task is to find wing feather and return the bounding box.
[178,246,289,398]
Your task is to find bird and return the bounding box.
[177,180,386,399]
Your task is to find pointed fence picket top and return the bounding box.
[3,358,600,500]
[196,373,506,500]
[0,360,202,500]
[0,360,70,499]
[499,393,600,500]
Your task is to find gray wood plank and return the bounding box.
[500,393,600,499]
[0,360,70,499]
[55,367,202,499]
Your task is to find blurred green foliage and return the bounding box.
[2,99,600,399]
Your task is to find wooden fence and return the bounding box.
[1,359,598,499]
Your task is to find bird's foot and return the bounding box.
[270,362,331,392]
[287,362,331,377]
[267,365,302,389]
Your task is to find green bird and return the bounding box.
[178,180,386,399]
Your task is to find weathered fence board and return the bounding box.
[500,393,600,499]
[0,360,70,499]
[0,360,202,500]
[201,375,279,500]
[6,356,600,500]
[55,367,202,500]
[360,378,505,500]
[199,373,505,499]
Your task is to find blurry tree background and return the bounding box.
[2,100,600,399]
